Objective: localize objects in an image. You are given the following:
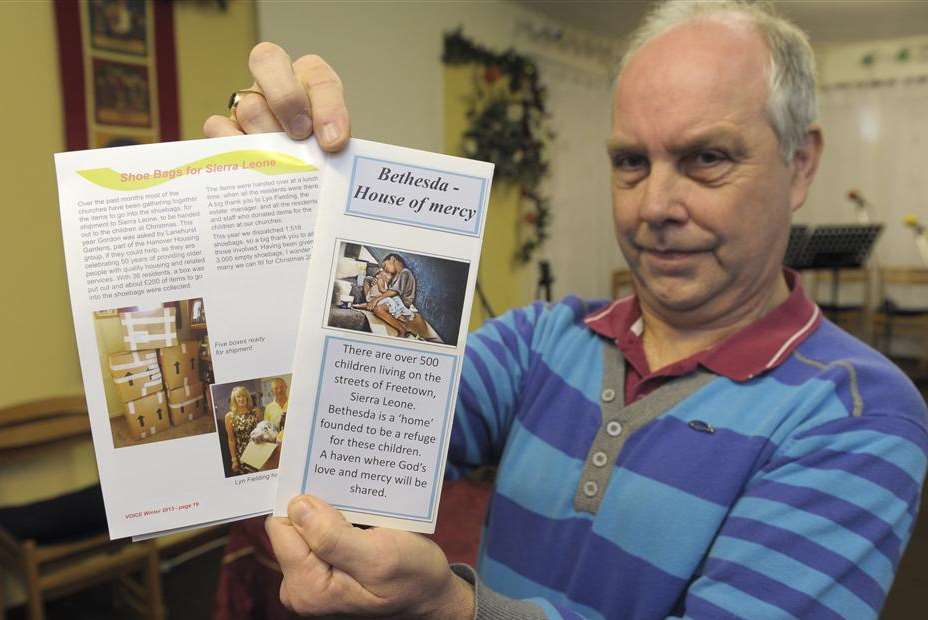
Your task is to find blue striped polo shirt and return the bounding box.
[447,295,928,619]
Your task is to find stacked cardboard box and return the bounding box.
[124,391,171,439]
[108,350,164,403]
[160,340,205,426]
[120,307,178,351]
[159,340,200,389]
[167,382,207,426]
[109,309,175,440]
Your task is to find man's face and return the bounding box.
[273,380,288,403]
[611,18,806,320]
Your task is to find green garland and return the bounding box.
[443,29,553,264]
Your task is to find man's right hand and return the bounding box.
[203,42,350,152]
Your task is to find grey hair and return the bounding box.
[618,0,817,163]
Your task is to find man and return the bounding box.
[264,377,288,437]
[205,2,927,618]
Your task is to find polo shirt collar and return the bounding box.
[584,269,821,381]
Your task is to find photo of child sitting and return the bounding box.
[355,254,431,340]
[327,242,470,347]
[359,266,392,305]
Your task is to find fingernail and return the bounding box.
[289,498,314,525]
[321,122,340,146]
[289,113,312,139]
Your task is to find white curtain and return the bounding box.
[535,57,623,302]
[802,78,928,270]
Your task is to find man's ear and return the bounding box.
[789,125,824,213]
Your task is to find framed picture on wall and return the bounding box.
[88,0,149,56]
[92,59,152,128]
[94,131,157,148]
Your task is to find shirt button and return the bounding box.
[582,480,599,497]
[606,420,623,437]
[591,451,608,467]
[601,388,616,402]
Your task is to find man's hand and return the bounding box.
[266,495,475,619]
[203,42,350,152]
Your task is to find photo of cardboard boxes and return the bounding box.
[93,298,216,449]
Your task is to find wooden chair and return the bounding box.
[612,269,635,299]
[0,397,164,619]
[872,267,928,364]
[811,268,873,341]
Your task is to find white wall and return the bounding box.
[817,34,928,87]
[258,2,532,151]
[534,58,617,300]
[799,36,928,275]
[257,1,625,300]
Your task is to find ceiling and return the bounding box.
[517,1,928,45]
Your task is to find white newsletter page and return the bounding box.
[276,139,493,533]
[56,133,323,539]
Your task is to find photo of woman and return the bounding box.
[223,386,258,475]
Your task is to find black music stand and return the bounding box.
[786,224,882,320]
[783,224,809,269]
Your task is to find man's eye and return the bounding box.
[615,154,648,170]
[691,150,727,167]
[683,150,733,182]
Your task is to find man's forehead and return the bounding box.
[608,124,747,153]
[614,17,769,126]
[623,12,768,74]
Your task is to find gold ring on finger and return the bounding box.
[228,88,267,121]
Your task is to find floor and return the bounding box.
[6,545,223,619]
[110,414,216,449]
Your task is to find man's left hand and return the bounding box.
[266,495,475,618]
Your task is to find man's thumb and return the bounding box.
[287,494,369,569]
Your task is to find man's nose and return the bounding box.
[638,163,688,226]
